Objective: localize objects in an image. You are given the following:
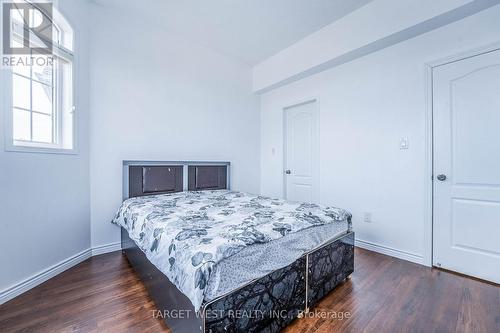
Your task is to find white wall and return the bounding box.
[260,5,500,265]
[88,5,260,248]
[0,0,90,293]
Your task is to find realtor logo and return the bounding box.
[2,2,53,55]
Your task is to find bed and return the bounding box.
[114,161,354,333]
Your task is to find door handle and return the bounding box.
[285,170,291,175]
[436,174,447,181]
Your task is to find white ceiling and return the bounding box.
[90,0,373,66]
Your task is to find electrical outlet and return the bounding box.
[363,212,372,223]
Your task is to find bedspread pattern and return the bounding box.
[112,190,351,310]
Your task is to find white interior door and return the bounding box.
[433,49,500,283]
[284,100,319,203]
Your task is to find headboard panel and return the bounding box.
[129,165,183,198]
[188,165,227,191]
[123,161,230,199]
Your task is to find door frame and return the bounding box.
[424,41,500,267]
[282,97,321,203]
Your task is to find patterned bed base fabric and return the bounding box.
[307,232,355,309]
[202,232,354,333]
[204,257,306,333]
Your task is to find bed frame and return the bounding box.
[120,161,354,333]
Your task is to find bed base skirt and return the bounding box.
[121,227,354,333]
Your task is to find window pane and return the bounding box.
[13,108,31,141]
[32,113,53,143]
[29,8,44,28]
[10,8,24,24]
[33,57,53,85]
[10,37,23,48]
[13,74,31,110]
[12,63,31,77]
[11,40,31,77]
[29,32,48,49]
[32,81,53,115]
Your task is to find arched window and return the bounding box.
[5,1,75,153]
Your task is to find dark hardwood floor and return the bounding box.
[0,248,498,333]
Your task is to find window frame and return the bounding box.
[2,3,77,155]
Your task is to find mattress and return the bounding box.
[112,190,351,310]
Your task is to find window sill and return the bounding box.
[5,143,78,155]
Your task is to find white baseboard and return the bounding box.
[91,242,122,256]
[0,242,122,305]
[355,238,424,265]
[0,248,92,305]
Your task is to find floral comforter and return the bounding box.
[112,190,351,310]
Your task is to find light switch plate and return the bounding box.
[400,136,409,149]
[363,212,372,223]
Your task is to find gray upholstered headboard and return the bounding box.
[123,161,230,199]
